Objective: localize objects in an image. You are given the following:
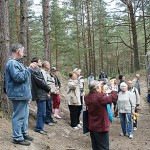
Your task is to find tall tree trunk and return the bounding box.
[74,1,81,68]
[42,0,50,62]
[91,0,96,78]
[98,0,103,72]
[128,12,134,73]
[27,19,30,65]
[142,0,147,55]
[0,0,10,111]
[86,0,93,75]
[116,36,120,75]
[128,4,140,71]
[121,0,140,71]
[14,0,20,42]
[54,27,58,68]
[81,0,88,77]
[20,0,28,65]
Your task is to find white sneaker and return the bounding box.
[120,132,124,136]
[134,127,137,131]
[77,124,82,129]
[80,121,83,124]
[129,134,133,139]
[73,127,79,130]
[54,114,62,119]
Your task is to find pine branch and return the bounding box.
[119,34,134,50]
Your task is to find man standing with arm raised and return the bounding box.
[5,43,36,146]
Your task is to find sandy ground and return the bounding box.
[0,73,150,150]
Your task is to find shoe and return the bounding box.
[54,109,62,119]
[77,124,82,129]
[12,139,30,146]
[120,132,124,136]
[42,129,48,133]
[48,122,54,126]
[129,134,133,139]
[120,132,127,136]
[24,135,34,141]
[35,130,47,135]
[54,114,62,119]
[73,126,79,130]
[80,121,83,124]
[51,120,57,123]
[134,127,137,131]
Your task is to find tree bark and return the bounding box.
[128,3,140,71]
[74,1,81,68]
[20,0,28,65]
[42,0,50,62]
[121,0,140,71]
[14,0,20,42]
[98,0,104,71]
[86,0,93,75]
[81,0,88,76]
[0,0,10,111]
[91,0,96,78]
[142,0,147,55]
[54,27,58,68]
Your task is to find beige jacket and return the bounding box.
[67,79,81,105]
[41,69,59,94]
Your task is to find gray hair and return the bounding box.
[11,43,23,52]
[42,61,50,68]
[89,80,100,91]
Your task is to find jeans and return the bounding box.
[11,100,29,141]
[119,113,133,136]
[35,100,46,131]
[90,131,109,150]
[45,96,54,124]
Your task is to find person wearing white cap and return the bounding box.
[117,82,136,139]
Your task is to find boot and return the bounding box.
[54,109,61,119]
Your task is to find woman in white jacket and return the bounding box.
[117,82,136,139]
[67,72,81,129]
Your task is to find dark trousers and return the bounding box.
[45,96,54,124]
[90,131,109,150]
[68,105,80,127]
[35,100,46,131]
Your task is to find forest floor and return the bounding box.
[0,71,150,150]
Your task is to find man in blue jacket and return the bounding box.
[5,43,36,146]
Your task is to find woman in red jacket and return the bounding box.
[84,80,117,150]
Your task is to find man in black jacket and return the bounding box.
[31,58,51,135]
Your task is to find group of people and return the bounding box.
[4,43,142,149]
[5,43,62,146]
[84,74,141,150]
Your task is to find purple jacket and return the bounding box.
[84,91,117,132]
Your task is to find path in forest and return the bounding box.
[0,73,150,150]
